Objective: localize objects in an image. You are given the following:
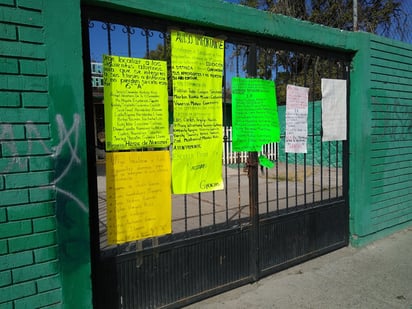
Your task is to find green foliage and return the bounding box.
[239,0,404,36]
[238,0,401,104]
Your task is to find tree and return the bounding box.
[239,0,406,38]
[237,0,406,104]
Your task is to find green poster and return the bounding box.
[232,77,280,151]
[103,55,170,150]
[259,155,275,169]
[171,30,225,194]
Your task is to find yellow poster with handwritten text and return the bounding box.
[103,55,170,150]
[171,30,224,194]
[106,151,171,244]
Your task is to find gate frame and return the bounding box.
[81,2,354,308]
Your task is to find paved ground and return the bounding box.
[184,227,412,309]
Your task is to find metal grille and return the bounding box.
[86,10,349,256]
[82,6,349,308]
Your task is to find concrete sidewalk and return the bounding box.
[185,227,412,309]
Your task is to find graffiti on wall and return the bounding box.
[0,114,87,213]
[371,97,412,142]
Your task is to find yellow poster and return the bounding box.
[103,55,170,150]
[106,151,171,244]
[171,30,224,194]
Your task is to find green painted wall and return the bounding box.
[0,0,63,307]
[0,0,92,308]
[350,35,412,246]
[347,33,374,245]
[369,37,412,230]
[1,0,412,307]
[44,1,93,308]
[346,33,412,246]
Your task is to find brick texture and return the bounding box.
[0,271,12,287]
[12,261,58,283]
[36,274,61,293]
[21,92,48,107]
[8,231,57,253]
[0,1,62,307]
[0,92,20,107]
[0,240,8,255]
[33,245,57,263]
[7,202,54,221]
[0,221,32,239]
[0,58,18,74]
[29,156,53,171]
[0,0,15,6]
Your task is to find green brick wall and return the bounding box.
[0,0,64,307]
[348,33,412,246]
[1,0,92,306]
[368,37,412,234]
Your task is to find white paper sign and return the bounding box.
[321,78,347,141]
[285,85,309,153]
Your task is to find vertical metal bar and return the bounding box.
[285,153,289,210]
[142,28,152,57]
[263,49,270,215]
[123,25,134,57]
[162,32,167,59]
[275,55,280,214]
[294,153,298,207]
[212,191,216,228]
[247,44,260,281]
[328,141,331,200]
[276,143,279,213]
[198,192,202,232]
[224,129,229,219]
[311,58,316,204]
[337,62,343,198]
[236,45,240,76]
[237,152,241,223]
[320,128,323,200]
[223,43,229,226]
[184,195,188,233]
[102,22,113,55]
[235,45,240,224]
[328,59,332,200]
[293,51,298,207]
[336,141,339,197]
[303,55,308,207]
[319,59,324,201]
[262,144,268,215]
